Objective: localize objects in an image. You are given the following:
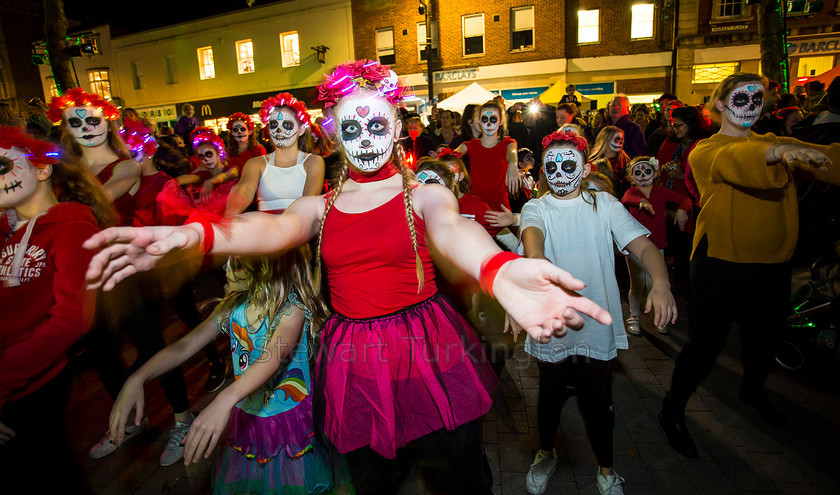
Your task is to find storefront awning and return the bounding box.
[436,82,498,111]
[813,65,840,86]
[539,80,590,106]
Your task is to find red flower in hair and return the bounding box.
[316,59,408,109]
[0,125,61,167]
[46,87,121,123]
[226,113,255,131]
[191,127,227,163]
[541,130,588,152]
[259,93,313,128]
[437,148,463,159]
[119,120,158,158]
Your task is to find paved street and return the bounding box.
[67,292,840,494]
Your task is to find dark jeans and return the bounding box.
[344,420,492,495]
[670,237,791,402]
[537,357,615,468]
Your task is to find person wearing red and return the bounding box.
[589,126,630,198]
[177,127,238,210]
[456,100,519,210]
[225,112,266,174]
[48,88,141,226]
[0,126,114,492]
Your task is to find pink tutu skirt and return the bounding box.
[315,295,498,458]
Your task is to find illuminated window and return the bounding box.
[376,27,395,65]
[714,0,745,18]
[462,14,485,56]
[197,46,215,80]
[578,10,600,44]
[417,21,439,62]
[511,6,535,51]
[236,40,255,74]
[631,4,655,39]
[88,69,112,98]
[692,63,738,83]
[797,55,833,77]
[280,32,300,68]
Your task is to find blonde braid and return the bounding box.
[394,142,424,294]
[313,162,349,290]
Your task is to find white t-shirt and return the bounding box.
[520,191,649,362]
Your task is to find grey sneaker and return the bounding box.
[525,448,557,495]
[160,414,194,466]
[625,316,641,336]
[596,468,626,495]
[89,416,148,459]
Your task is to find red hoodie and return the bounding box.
[0,202,100,410]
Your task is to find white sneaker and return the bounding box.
[89,416,149,459]
[625,316,641,336]
[525,448,557,495]
[596,468,626,495]
[160,413,194,466]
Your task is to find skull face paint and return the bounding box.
[725,83,764,128]
[64,106,108,147]
[230,120,250,144]
[196,144,220,169]
[0,147,39,210]
[335,93,396,172]
[543,146,585,196]
[609,131,624,153]
[480,109,501,137]
[267,107,301,148]
[416,169,445,186]
[630,161,657,187]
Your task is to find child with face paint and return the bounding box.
[455,100,521,211]
[620,156,691,336]
[84,60,613,495]
[225,113,267,174]
[589,126,630,197]
[521,131,676,495]
[0,126,114,492]
[49,87,142,226]
[226,94,325,216]
[177,127,238,206]
[659,73,840,460]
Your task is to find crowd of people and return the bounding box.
[1,59,839,495]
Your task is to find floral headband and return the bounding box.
[47,87,121,123]
[541,130,588,152]
[436,148,463,160]
[226,112,255,131]
[316,59,408,109]
[119,119,158,158]
[627,157,659,173]
[258,93,321,139]
[191,127,227,162]
[0,126,61,167]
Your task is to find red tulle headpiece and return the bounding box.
[437,148,463,160]
[191,127,227,162]
[46,87,120,123]
[119,120,158,158]
[258,93,321,139]
[0,126,61,167]
[541,130,588,152]
[226,113,255,131]
[316,59,409,109]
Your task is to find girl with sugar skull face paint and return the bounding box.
[176,127,239,206]
[84,60,614,494]
[658,73,840,460]
[224,113,267,174]
[522,131,677,495]
[589,126,630,197]
[225,94,325,216]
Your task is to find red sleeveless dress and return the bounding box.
[95,158,136,226]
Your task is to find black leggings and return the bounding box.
[343,420,492,495]
[537,357,615,468]
[170,278,223,364]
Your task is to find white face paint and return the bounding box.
[64,106,108,147]
[230,120,250,144]
[480,109,501,137]
[267,107,301,148]
[196,144,220,169]
[0,147,39,210]
[630,161,657,187]
[335,93,396,172]
[543,146,585,196]
[724,82,765,128]
[416,169,445,186]
[609,132,624,153]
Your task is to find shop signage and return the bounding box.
[711,24,749,32]
[788,38,840,56]
[136,105,177,121]
[429,68,480,83]
[497,87,549,100]
[575,82,615,95]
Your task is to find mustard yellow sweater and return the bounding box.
[689,132,840,263]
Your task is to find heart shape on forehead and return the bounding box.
[747,85,756,92]
[356,106,370,118]
[75,109,87,119]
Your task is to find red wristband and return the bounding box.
[479,251,522,298]
[185,214,215,255]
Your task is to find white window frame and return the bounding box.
[280,32,300,68]
[87,69,112,98]
[578,10,600,44]
[462,13,485,57]
[630,4,655,40]
[131,61,145,89]
[236,39,255,74]
[416,21,439,63]
[197,46,215,80]
[376,27,396,66]
[511,6,535,52]
[165,55,177,85]
[712,0,748,20]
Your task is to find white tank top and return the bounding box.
[256,150,311,212]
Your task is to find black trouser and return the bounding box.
[344,420,492,495]
[0,366,93,494]
[170,278,223,364]
[537,357,615,468]
[670,237,791,403]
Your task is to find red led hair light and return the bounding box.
[46,87,120,123]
